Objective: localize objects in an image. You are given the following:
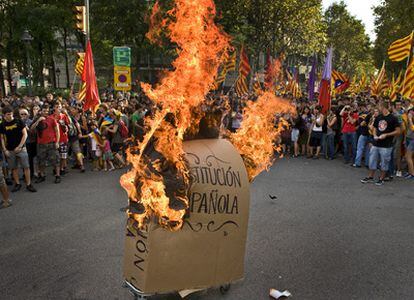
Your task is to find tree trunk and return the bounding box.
[6,26,14,94]
[63,28,70,88]
[49,44,56,89]
[0,61,6,97]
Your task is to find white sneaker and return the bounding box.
[396,171,403,177]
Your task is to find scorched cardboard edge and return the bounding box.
[123,139,250,293]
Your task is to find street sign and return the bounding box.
[113,47,131,67]
[114,66,131,91]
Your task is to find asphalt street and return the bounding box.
[0,157,413,300]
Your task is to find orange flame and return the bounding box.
[120,0,230,230]
[230,92,295,181]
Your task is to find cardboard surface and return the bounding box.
[123,139,250,293]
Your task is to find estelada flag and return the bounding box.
[332,70,350,94]
[82,41,100,112]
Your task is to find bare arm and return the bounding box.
[106,124,118,134]
[54,124,60,144]
[16,127,28,149]
[1,134,7,152]
[328,116,337,128]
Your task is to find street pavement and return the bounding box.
[0,157,413,300]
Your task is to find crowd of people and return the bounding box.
[275,93,414,186]
[0,89,412,209]
[0,90,151,209]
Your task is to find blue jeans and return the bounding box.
[369,146,392,171]
[342,132,357,163]
[355,135,370,167]
[326,134,335,159]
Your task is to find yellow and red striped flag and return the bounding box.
[235,46,250,97]
[78,82,86,101]
[371,63,388,96]
[213,51,237,90]
[238,46,251,77]
[235,75,249,97]
[253,74,263,96]
[388,32,413,62]
[75,52,85,76]
[401,58,414,98]
[390,71,403,101]
[225,51,237,72]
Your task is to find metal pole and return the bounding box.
[85,0,90,42]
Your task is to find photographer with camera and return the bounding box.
[340,104,358,164]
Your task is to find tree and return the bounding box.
[215,0,327,69]
[324,1,374,76]
[373,0,414,74]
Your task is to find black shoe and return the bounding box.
[11,184,22,192]
[35,176,46,183]
[60,169,67,176]
[375,179,384,186]
[361,177,374,184]
[55,176,61,184]
[26,184,37,193]
[384,176,393,182]
[80,168,85,173]
[5,178,13,186]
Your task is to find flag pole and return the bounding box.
[85,0,90,42]
[402,31,413,94]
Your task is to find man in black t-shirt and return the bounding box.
[0,106,37,193]
[361,102,400,186]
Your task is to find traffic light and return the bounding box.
[74,5,86,33]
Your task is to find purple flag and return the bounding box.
[308,55,317,101]
[321,47,333,81]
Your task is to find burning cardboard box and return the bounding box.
[123,139,250,293]
[120,0,294,296]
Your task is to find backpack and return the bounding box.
[119,120,129,139]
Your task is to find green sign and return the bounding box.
[113,47,131,67]
[19,78,28,87]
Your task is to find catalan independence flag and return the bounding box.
[388,32,413,62]
[332,70,350,94]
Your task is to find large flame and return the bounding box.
[120,0,230,230]
[230,92,295,181]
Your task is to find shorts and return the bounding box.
[369,146,392,172]
[59,143,68,159]
[0,168,5,187]
[291,128,300,143]
[406,138,414,152]
[38,143,60,168]
[393,135,403,158]
[69,140,81,155]
[6,148,30,169]
[103,151,114,161]
[309,131,323,147]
